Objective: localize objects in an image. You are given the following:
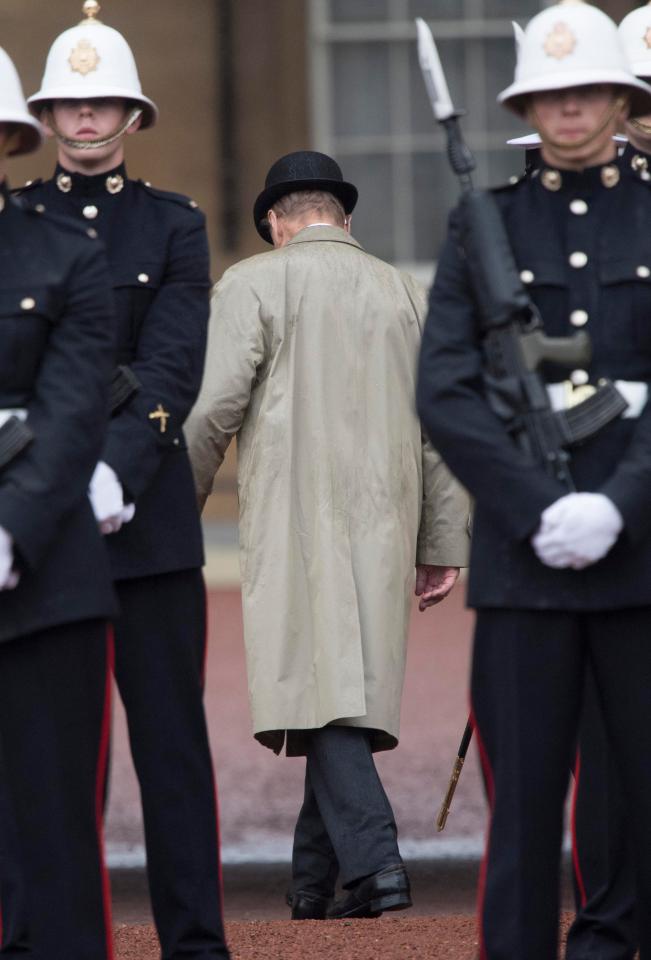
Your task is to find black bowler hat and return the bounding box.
[253,150,358,243]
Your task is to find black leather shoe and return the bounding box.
[327,864,412,919]
[287,890,330,920]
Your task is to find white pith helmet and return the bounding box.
[619,2,651,81]
[28,1,157,129]
[498,0,651,119]
[0,47,43,156]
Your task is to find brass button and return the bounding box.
[632,154,648,173]
[570,199,588,215]
[188,200,198,209]
[56,173,72,193]
[570,369,589,386]
[570,309,589,327]
[509,175,519,185]
[87,228,98,239]
[541,169,562,192]
[105,174,124,195]
[520,269,535,284]
[20,297,35,311]
[35,203,45,213]
[82,204,98,220]
[637,265,651,278]
[138,273,149,283]
[144,181,152,187]
[569,251,588,269]
[601,165,620,189]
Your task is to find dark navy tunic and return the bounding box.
[417,159,651,610]
[17,164,209,580]
[0,184,116,641]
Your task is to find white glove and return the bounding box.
[89,461,135,536]
[0,526,19,590]
[531,493,623,570]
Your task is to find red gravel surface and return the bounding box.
[114,914,576,960]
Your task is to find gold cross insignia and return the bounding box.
[148,403,170,434]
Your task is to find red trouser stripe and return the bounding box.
[203,587,226,920]
[471,708,494,960]
[571,750,587,908]
[96,627,115,960]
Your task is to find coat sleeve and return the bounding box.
[400,270,471,566]
[0,240,115,569]
[416,209,565,542]
[185,268,266,510]
[599,401,651,542]
[417,436,471,567]
[102,210,210,500]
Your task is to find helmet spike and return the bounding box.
[81,1,102,22]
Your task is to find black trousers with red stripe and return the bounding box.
[0,619,112,960]
[113,568,229,960]
[471,607,651,960]
[566,665,637,960]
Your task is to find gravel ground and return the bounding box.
[114,914,576,960]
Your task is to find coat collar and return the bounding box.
[286,223,363,250]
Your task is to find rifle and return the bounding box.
[415,18,627,827]
[415,18,627,492]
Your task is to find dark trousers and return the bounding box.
[113,569,229,960]
[0,620,112,960]
[291,726,402,895]
[472,607,651,960]
[566,666,637,960]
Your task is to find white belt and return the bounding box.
[546,381,648,419]
[0,409,27,429]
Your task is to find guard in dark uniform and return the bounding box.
[417,4,651,958]
[507,129,638,960]
[22,4,230,959]
[0,45,117,960]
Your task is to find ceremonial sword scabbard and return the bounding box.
[436,754,465,832]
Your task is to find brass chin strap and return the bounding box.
[44,106,142,151]
[533,96,626,152]
[630,117,651,137]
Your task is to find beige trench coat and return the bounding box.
[186,225,470,754]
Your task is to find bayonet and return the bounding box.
[415,17,475,190]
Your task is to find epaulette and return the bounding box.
[492,173,526,193]
[11,178,43,196]
[135,179,202,212]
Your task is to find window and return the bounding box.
[308,0,544,271]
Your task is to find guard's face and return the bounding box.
[530,84,618,147]
[42,97,141,169]
[49,98,129,140]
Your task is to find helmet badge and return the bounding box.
[543,22,577,60]
[68,37,100,76]
[644,26,651,50]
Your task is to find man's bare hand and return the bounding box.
[415,564,460,611]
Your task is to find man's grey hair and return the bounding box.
[271,190,346,225]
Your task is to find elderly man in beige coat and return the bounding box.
[186,151,470,922]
